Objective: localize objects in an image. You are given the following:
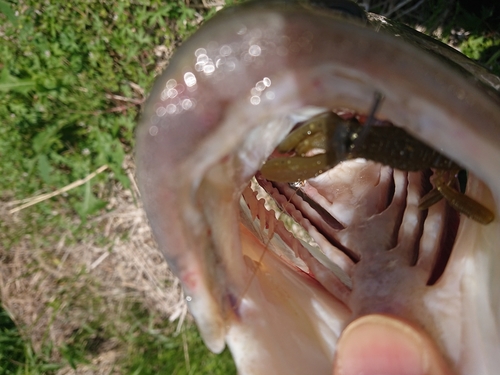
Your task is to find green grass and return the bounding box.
[0,0,498,374]
[123,305,236,375]
[0,0,218,216]
[0,300,236,375]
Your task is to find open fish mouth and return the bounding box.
[249,132,461,296]
[136,1,500,374]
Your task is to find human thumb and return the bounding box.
[332,314,454,375]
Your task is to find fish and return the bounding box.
[136,1,500,374]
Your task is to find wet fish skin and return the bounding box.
[136,1,500,374]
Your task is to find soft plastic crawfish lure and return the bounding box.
[261,109,494,225]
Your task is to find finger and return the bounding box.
[333,314,455,375]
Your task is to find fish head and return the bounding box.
[136,1,500,374]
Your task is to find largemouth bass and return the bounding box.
[136,1,500,374]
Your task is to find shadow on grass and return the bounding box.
[0,306,26,375]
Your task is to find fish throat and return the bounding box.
[240,109,465,320]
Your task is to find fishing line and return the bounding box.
[235,182,302,310]
[351,91,384,152]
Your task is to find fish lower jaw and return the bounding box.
[231,157,499,374]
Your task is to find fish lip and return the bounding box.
[136,2,500,372]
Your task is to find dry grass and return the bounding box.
[0,157,188,373]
